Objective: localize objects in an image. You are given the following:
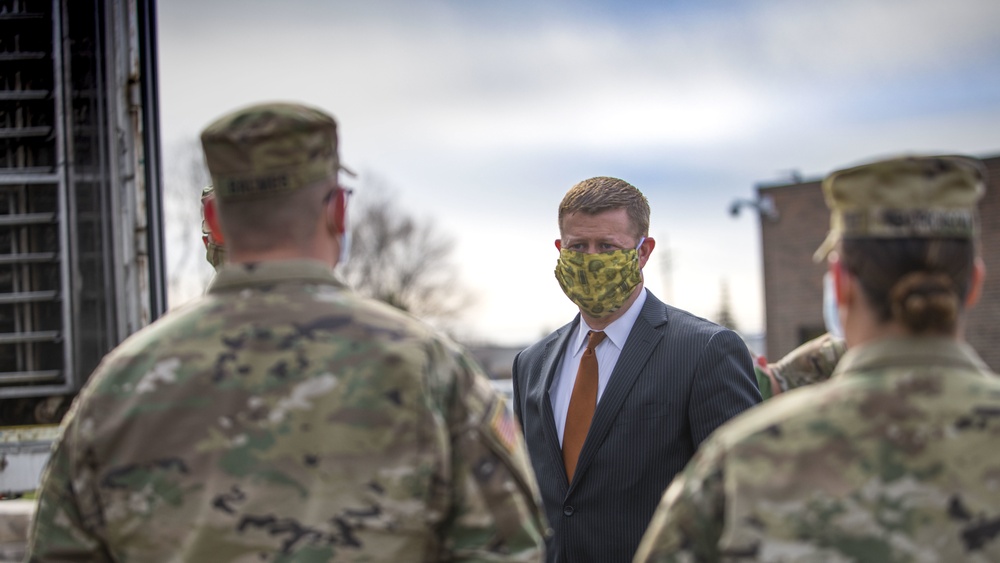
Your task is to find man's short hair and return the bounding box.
[558,176,650,240]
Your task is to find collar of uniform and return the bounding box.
[831,336,991,379]
[207,259,347,293]
[573,288,648,355]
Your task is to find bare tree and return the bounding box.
[339,174,475,330]
[714,279,739,331]
[164,142,474,329]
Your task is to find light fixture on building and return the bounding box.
[729,196,779,222]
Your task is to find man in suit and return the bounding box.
[512,176,761,563]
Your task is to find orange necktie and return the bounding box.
[563,330,606,482]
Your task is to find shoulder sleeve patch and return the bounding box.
[488,399,517,455]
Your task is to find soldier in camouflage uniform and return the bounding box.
[754,332,847,400]
[26,102,547,562]
[634,154,1000,562]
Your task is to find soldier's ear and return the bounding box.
[831,256,850,306]
[966,257,986,309]
[334,188,349,235]
[203,195,225,245]
[324,185,348,236]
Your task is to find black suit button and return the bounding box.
[563,505,574,517]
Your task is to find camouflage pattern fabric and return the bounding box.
[553,247,642,318]
[633,337,1000,562]
[204,240,226,271]
[202,103,347,201]
[813,154,985,261]
[27,260,546,562]
[763,333,847,399]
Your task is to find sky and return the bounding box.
[156,0,1000,350]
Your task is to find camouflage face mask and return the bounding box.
[203,237,226,272]
[554,240,644,318]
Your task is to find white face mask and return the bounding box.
[338,228,352,267]
[823,271,844,339]
[334,185,352,267]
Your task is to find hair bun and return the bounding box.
[889,272,959,334]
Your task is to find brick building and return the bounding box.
[757,153,1000,370]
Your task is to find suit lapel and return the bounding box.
[569,294,668,489]
[535,321,575,490]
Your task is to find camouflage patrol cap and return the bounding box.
[814,154,987,262]
[200,102,352,200]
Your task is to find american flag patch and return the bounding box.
[490,400,517,453]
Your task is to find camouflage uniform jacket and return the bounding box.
[768,333,846,395]
[27,260,546,562]
[754,333,848,401]
[633,337,1000,562]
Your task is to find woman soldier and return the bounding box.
[634,154,1000,563]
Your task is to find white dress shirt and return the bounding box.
[550,288,648,446]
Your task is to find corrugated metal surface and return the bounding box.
[0,0,164,419]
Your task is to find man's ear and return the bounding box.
[203,195,225,245]
[555,239,562,251]
[966,257,986,308]
[638,237,655,268]
[831,256,852,306]
[327,187,348,236]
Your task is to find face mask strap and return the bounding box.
[634,237,646,261]
[823,271,844,338]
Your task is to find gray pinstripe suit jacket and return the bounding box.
[512,290,761,563]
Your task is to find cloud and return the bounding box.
[161,0,1000,153]
[158,0,1000,344]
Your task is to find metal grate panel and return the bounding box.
[0,0,67,391]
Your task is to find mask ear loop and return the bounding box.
[822,270,844,339]
[634,237,647,262]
